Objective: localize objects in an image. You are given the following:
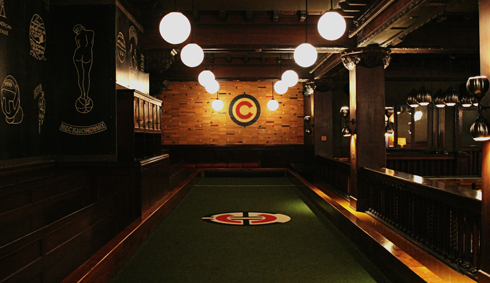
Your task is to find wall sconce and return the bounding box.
[340,106,355,137]
[304,116,313,134]
[466,76,490,141]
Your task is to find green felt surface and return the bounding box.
[109,177,391,283]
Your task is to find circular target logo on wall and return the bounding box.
[229,94,261,127]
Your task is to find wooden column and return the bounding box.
[314,88,334,158]
[479,0,490,281]
[342,47,391,211]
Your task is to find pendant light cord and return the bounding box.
[191,0,194,42]
[305,0,308,42]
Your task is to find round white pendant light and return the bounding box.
[212,98,224,111]
[198,70,215,87]
[294,43,318,68]
[317,11,346,41]
[267,98,279,111]
[180,43,204,67]
[281,70,299,87]
[205,80,220,94]
[274,80,288,95]
[159,12,191,45]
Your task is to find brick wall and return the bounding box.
[159,81,305,145]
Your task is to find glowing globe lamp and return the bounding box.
[282,70,299,87]
[274,80,288,95]
[198,70,215,87]
[212,98,224,111]
[205,80,220,94]
[267,98,279,111]
[317,11,346,41]
[180,43,204,68]
[159,12,191,44]
[294,43,317,68]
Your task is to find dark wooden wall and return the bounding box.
[0,157,171,283]
[163,144,305,168]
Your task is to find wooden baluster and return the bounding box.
[413,195,421,241]
[456,209,465,266]
[448,207,458,262]
[471,214,480,274]
[393,185,400,229]
[408,191,415,237]
[420,196,428,243]
[427,198,434,249]
[462,212,472,271]
[400,189,410,233]
[441,203,450,259]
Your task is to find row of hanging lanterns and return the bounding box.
[294,0,346,68]
[158,1,346,111]
[159,1,346,70]
[406,85,479,109]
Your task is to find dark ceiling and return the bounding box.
[122,0,480,84]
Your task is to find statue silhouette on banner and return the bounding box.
[73,24,94,114]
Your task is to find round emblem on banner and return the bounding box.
[202,212,291,226]
[229,94,261,127]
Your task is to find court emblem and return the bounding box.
[202,212,291,226]
[229,94,261,127]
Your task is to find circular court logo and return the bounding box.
[202,212,291,226]
[229,94,261,127]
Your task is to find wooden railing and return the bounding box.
[386,151,481,177]
[363,168,482,280]
[386,154,457,176]
[315,156,351,199]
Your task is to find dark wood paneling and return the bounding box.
[61,172,199,283]
[0,162,139,283]
[164,145,305,168]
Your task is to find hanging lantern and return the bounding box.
[460,93,474,107]
[274,80,288,95]
[406,89,419,108]
[433,89,446,108]
[444,86,459,106]
[267,98,279,111]
[198,70,215,87]
[159,12,191,45]
[470,116,490,141]
[466,76,489,102]
[205,80,220,94]
[317,11,346,41]
[180,43,204,68]
[416,86,432,106]
[212,98,224,111]
[281,70,299,87]
[294,43,318,68]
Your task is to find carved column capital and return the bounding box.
[341,47,391,70]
